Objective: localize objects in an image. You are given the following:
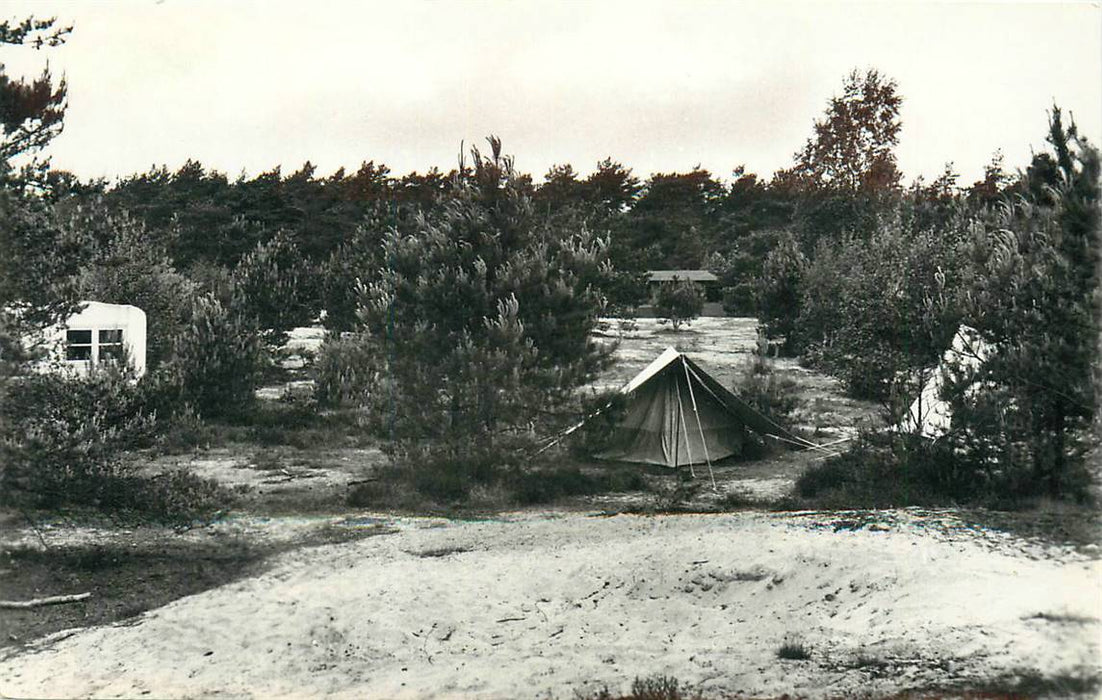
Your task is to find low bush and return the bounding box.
[95,469,232,524]
[348,449,650,511]
[579,674,695,700]
[0,368,230,522]
[569,390,629,458]
[312,333,378,408]
[716,488,756,510]
[154,293,265,421]
[509,465,648,505]
[794,433,942,509]
[777,636,812,660]
[0,367,155,510]
[152,405,215,454]
[735,330,800,426]
[650,477,703,512]
[790,427,1087,509]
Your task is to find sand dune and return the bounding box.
[3,510,1098,699]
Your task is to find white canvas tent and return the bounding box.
[902,325,993,439]
[590,348,813,473]
[35,301,148,378]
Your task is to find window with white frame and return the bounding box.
[98,329,125,363]
[64,328,125,365]
[65,329,93,361]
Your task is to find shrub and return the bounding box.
[793,220,965,401]
[777,636,812,660]
[94,469,232,524]
[754,232,806,355]
[126,468,231,523]
[627,675,684,700]
[602,269,650,319]
[387,438,520,504]
[791,428,1070,509]
[569,390,629,458]
[70,205,199,369]
[576,675,690,700]
[352,139,616,484]
[654,278,704,331]
[155,293,265,420]
[0,366,155,510]
[735,330,800,426]
[509,465,648,505]
[796,457,858,499]
[151,404,215,454]
[313,333,377,408]
[793,433,944,508]
[348,451,649,510]
[0,366,231,521]
[230,230,318,350]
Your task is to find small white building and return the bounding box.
[38,301,148,378]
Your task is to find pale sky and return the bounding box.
[2,1,1100,185]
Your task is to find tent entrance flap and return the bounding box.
[672,374,696,475]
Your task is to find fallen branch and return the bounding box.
[0,592,92,609]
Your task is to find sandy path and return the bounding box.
[2,511,1098,699]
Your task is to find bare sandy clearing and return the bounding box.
[3,511,1097,699]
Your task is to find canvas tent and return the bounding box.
[592,347,811,470]
[902,325,993,439]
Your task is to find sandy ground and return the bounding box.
[2,510,1098,699]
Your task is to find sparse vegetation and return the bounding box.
[578,674,696,700]
[925,669,1102,699]
[312,332,376,408]
[347,459,651,511]
[735,330,800,426]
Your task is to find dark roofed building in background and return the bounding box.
[645,269,722,304]
[646,270,719,285]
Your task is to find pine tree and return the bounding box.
[964,108,1100,497]
[354,138,615,469]
[231,229,317,349]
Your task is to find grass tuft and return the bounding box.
[577,674,696,700]
[777,636,812,660]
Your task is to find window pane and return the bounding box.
[100,344,125,362]
[66,345,92,361]
[66,329,93,361]
[99,329,123,344]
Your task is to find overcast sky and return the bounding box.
[2,1,1100,185]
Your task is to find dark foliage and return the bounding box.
[153,293,265,420]
[654,278,704,331]
[0,368,230,521]
[352,138,616,474]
